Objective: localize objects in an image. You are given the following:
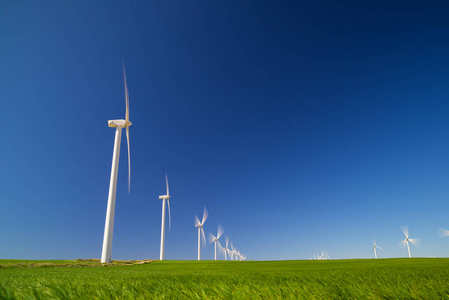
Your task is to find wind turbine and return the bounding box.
[372,237,384,259]
[400,226,419,258]
[194,207,208,260]
[101,62,132,264]
[234,249,239,261]
[223,236,230,260]
[209,225,224,260]
[158,173,171,260]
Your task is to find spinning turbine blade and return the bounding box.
[399,239,407,248]
[194,215,200,226]
[123,60,129,123]
[201,228,207,247]
[122,61,131,194]
[401,226,409,239]
[225,236,229,248]
[409,238,420,247]
[217,224,224,240]
[208,233,216,244]
[202,207,208,224]
[165,173,169,196]
[439,228,449,238]
[377,245,384,251]
[126,126,131,193]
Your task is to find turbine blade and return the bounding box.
[167,199,171,231]
[123,60,129,123]
[439,228,449,238]
[165,173,169,196]
[126,126,131,194]
[399,239,407,248]
[225,236,229,248]
[217,224,224,240]
[202,206,208,224]
[208,232,215,244]
[201,228,207,247]
[377,246,384,251]
[194,215,200,226]
[401,226,409,239]
[409,238,420,247]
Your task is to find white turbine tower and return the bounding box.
[158,173,171,260]
[372,237,384,259]
[400,226,419,258]
[194,207,208,260]
[101,62,132,264]
[209,225,224,260]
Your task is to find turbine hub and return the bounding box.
[108,120,132,127]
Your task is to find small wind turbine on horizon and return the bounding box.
[158,173,171,261]
[209,225,224,260]
[101,62,132,264]
[372,237,384,259]
[229,242,235,260]
[223,236,230,260]
[194,207,208,260]
[400,226,419,258]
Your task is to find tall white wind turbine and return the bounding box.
[372,237,384,259]
[400,226,419,258]
[101,62,132,263]
[159,173,171,260]
[194,207,208,260]
[209,225,224,260]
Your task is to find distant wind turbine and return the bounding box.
[194,207,208,260]
[101,62,132,263]
[158,173,171,261]
[372,237,384,259]
[400,226,419,258]
[209,225,224,260]
[223,236,230,260]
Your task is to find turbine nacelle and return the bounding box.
[159,195,170,200]
[108,119,132,127]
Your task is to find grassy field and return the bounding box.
[1,258,449,299]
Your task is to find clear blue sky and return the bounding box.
[1,0,449,260]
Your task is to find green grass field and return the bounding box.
[1,258,449,299]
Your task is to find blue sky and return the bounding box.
[1,0,449,260]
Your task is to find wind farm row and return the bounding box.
[100,64,446,263]
[100,63,246,263]
[312,227,449,260]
